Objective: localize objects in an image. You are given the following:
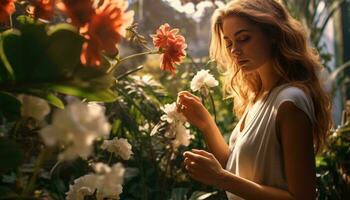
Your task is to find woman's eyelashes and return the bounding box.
[237,35,250,42]
[225,35,251,49]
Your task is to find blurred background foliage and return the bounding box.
[0,0,349,199]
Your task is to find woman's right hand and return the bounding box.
[177,91,213,131]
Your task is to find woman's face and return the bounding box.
[222,15,274,74]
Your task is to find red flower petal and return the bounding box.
[58,0,95,27]
[0,0,15,23]
[80,0,134,67]
[153,23,187,74]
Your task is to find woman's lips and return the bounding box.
[238,60,249,65]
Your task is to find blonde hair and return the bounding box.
[210,0,333,153]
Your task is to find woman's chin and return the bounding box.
[240,66,254,74]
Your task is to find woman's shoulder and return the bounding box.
[273,84,316,123]
[275,85,309,101]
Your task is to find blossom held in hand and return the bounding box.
[152,23,187,75]
[80,0,134,66]
[190,69,219,92]
[101,137,133,160]
[160,102,192,148]
[0,0,15,23]
[57,0,95,27]
[170,123,192,148]
[39,102,110,160]
[161,102,187,124]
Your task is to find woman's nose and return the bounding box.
[230,44,242,57]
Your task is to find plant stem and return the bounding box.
[22,148,46,197]
[116,65,144,80]
[107,50,159,74]
[49,160,61,176]
[9,14,13,28]
[108,152,113,165]
[119,51,159,63]
[208,88,217,123]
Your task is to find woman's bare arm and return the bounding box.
[177,91,230,167]
[215,101,316,199]
[200,116,230,167]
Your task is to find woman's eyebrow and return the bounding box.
[234,29,250,36]
[223,29,250,39]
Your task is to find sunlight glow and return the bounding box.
[163,0,225,22]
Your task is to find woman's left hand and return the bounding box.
[183,149,226,187]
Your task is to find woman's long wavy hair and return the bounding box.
[210,0,333,153]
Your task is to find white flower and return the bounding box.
[93,162,112,174]
[171,123,192,148]
[160,102,187,123]
[66,163,125,200]
[101,138,133,160]
[17,94,50,121]
[66,174,99,200]
[39,101,110,160]
[96,163,125,200]
[159,102,192,149]
[190,69,219,92]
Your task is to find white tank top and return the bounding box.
[225,84,316,200]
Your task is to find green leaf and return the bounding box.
[0,92,21,121]
[0,138,23,174]
[1,23,61,82]
[43,93,64,109]
[0,54,10,82]
[47,24,84,76]
[7,86,64,109]
[74,65,116,90]
[27,90,64,109]
[112,119,122,135]
[16,15,35,27]
[48,84,117,102]
[316,156,328,167]
[0,30,18,81]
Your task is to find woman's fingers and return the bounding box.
[191,149,214,159]
[178,95,199,109]
[178,91,201,103]
[183,151,209,164]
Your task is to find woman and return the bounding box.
[176,0,333,199]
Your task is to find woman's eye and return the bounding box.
[226,43,232,49]
[237,36,250,42]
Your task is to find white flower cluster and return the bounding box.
[161,102,187,123]
[101,138,133,160]
[39,102,110,161]
[17,94,50,121]
[161,102,192,148]
[66,162,125,200]
[190,69,219,92]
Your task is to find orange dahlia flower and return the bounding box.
[80,0,134,66]
[0,0,15,23]
[57,0,95,27]
[152,23,179,49]
[152,24,187,75]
